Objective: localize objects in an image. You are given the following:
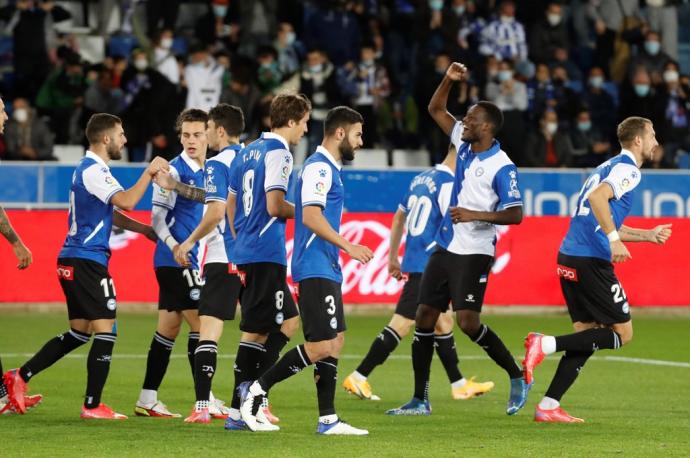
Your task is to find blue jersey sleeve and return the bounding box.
[228,159,241,195]
[492,164,523,209]
[398,187,411,213]
[205,160,230,203]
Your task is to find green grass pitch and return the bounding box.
[2,311,689,456]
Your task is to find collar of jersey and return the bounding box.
[85,150,109,168]
[620,149,639,167]
[262,132,290,151]
[435,163,454,175]
[181,150,203,173]
[471,140,501,161]
[315,145,342,170]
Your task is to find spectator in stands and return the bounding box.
[549,64,580,127]
[303,0,360,66]
[152,29,180,85]
[184,43,223,111]
[479,1,528,62]
[646,0,679,60]
[658,61,690,167]
[629,30,671,85]
[220,66,262,139]
[194,0,239,49]
[146,0,180,38]
[299,48,340,154]
[3,97,55,161]
[528,2,569,65]
[550,47,583,85]
[527,62,555,123]
[255,46,284,95]
[275,22,303,77]
[524,109,573,167]
[236,0,278,58]
[618,67,665,133]
[582,66,617,139]
[568,108,612,167]
[83,68,124,118]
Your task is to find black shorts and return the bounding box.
[155,267,202,312]
[394,273,423,320]
[418,250,493,313]
[296,278,346,342]
[557,252,631,325]
[57,257,117,321]
[198,263,241,321]
[237,262,299,334]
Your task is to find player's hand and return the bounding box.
[153,169,176,191]
[146,156,170,177]
[450,206,475,223]
[174,241,192,267]
[13,241,32,270]
[649,223,672,245]
[143,226,157,242]
[446,62,467,82]
[388,258,403,280]
[610,239,632,263]
[346,243,374,264]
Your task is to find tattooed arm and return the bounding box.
[0,206,32,269]
[620,224,672,245]
[153,171,206,203]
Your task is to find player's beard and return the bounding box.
[339,137,356,161]
[106,141,122,160]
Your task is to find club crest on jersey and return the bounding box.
[508,170,521,198]
[475,167,484,177]
[190,288,201,300]
[205,172,217,193]
[319,168,327,178]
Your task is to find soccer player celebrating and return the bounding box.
[169,104,246,423]
[224,94,310,429]
[135,109,209,418]
[343,142,494,402]
[240,106,372,434]
[3,113,170,419]
[522,117,672,423]
[387,62,530,416]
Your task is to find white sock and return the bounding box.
[451,378,467,389]
[541,336,557,355]
[352,371,367,382]
[249,381,266,396]
[139,389,157,405]
[538,396,560,410]
[228,407,241,421]
[319,414,338,424]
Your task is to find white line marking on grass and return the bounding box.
[2,353,690,368]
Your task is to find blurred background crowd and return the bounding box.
[0,0,689,168]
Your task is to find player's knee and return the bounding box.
[157,323,181,340]
[415,304,440,329]
[389,315,414,337]
[616,327,633,346]
[435,313,454,334]
[305,342,331,362]
[281,316,300,338]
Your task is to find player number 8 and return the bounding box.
[275,290,284,310]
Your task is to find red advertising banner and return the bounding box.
[0,210,686,305]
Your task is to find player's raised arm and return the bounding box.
[428,62,467,136]
[0,205,32,269]
[154,171,206,203]
[387,208,407,280]
[111,156,170,211]
[113,210,156,241]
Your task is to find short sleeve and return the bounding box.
[82,164,124,204]
[450,121,465,151]
[437,182,454,217]
[300,161,332,208]
[228,158,241,195]
[152,165,180,209]
[602,163,641,200]
[492,164,523,210]
[398,186,412,214]
[205,159,230,203]
[264,149,293,193]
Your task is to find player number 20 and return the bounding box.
[611,283,627,303]
[406,195,433,237]
[242,170,255,216]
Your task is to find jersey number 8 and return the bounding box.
[242,170,254,216]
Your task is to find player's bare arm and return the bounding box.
[113,210,156,241]
[175,201,225,266]
[303,205,373,264]
[428,62,467,136]
[449,205,522,225]
[226,193,237,238]
[0,205,32,269]
[588,183,631,263]
[266,189,295,219]
[113,157,170,210]
[154,170,206,203]
[387,208,406,279]
[619,223,672,244]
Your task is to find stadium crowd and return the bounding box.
[0,0,688,168]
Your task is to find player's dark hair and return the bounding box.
[85,113,122,144]
[269,93,312,129]
[476,101,504,136]
[617,116,651,145]
[175,108,208,134]
[324,106,363,137]
[208,103,245,137]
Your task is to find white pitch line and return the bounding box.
[1,353,690,368]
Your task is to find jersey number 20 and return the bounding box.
[406,195,433,236]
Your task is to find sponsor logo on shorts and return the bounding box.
[238,270,246,286]
[479,274,488,283]
[57,265,74,280]
[465,294,475,303]
[622,301,630,314]
[556,264,578,281]
[106,298,117,310]
[330,317,338,329]
[275,312,284,325]
[228,263,239,275]
[189,288,201,301]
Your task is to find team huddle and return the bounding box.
[0,62,672,431]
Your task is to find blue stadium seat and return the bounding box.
[172,37,188,56]
[677,151,690,169]
[108,35,138,58]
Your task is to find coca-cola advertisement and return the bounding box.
[0,210,686,306]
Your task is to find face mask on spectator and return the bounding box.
[644,41,661,56]
[547,14,561,26]
[160,37,173,49]
[500,15,514,23]
[429,0,444,11]
[589,76,604,88]
[663,70,679,83]
[134,59,148,71]
[498,70,513,82]
[361,59,374,67]
[13,108,28,123]
[454,5,465,15]
[577,120,591,132]
[285,32,296,45]
[309,63,323,73]
[213,5,228,18]
[634,84,651,97]
[546,122,558,135]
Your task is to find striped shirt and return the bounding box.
[479,18,527,61]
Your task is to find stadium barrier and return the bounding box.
[1,211,686,306]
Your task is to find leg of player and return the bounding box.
[181,309,201,378]
[3,319,92,414]
[457,309,529,415]
[185,315,224,423]
[227,332,267,430]
[80,318,127,420]
[385,304,440,416]
[315,333,368,436]
[434,311,495,400]
[135,310,183,418]
[343,314,411,401]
